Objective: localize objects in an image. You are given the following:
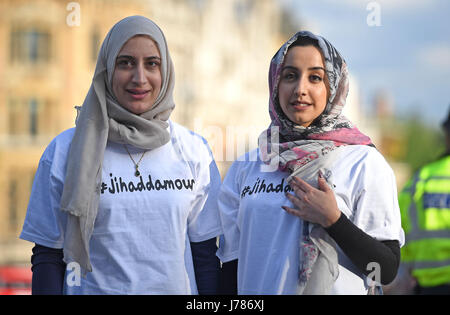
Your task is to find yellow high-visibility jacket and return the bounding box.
[399,155,450,287]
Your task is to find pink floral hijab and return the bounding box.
[258,31,373,294]
[259,30,372,174]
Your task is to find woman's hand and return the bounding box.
[282,172,341,228]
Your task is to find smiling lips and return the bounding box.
[127,89,150,100]
[291,101,312,110]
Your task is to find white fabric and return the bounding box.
[20,120,222,294]
[217,145,405,295]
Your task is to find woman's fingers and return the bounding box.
[285,192,303,209]
[284,174,340,227]
[293,185,307,200]
[282,205,303,218]
[292,176,312,193]
[317,172,331,192]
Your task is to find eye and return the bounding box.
[310,74,323,82]
[147,60,160,67]
[282,72,297,81]
[116,59,133,68]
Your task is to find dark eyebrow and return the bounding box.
[116,55,134,60]
[116,55,161,61]
[145,56,161,61]
[282,65,326,72]
[309,66,326,72]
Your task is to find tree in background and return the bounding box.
[400,115,445,173]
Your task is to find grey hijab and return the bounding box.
[60,16,175,273]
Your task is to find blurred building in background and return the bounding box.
[0,0,151,264]
[0,0,414,268]
[0,0,297,264]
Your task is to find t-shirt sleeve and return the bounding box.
[187,139,222,243]
[20,144,67,249]
[351,149,405,247]
[216,161,242,263]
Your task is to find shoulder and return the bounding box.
[333,145,396,187]
[168,120,215,166]
[337,144,392,171]
[337,144,381,161]
[419,155,450,178]
[41,128,75,164]
[231,147,260,166]
[32,128,75,182]
[169,120,206,142]
[169,120,209,148]
[224,148,262,181]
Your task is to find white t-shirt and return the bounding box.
[20,120,222,294]
[217,145,405,295]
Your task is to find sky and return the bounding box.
[280,0,450,126]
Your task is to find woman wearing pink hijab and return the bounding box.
[218,31,404,295]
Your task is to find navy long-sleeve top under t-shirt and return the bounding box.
[31,238,219,295]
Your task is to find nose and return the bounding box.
[294,75,308,97]
[131,63,147,85]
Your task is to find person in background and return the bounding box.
[20,15,221,295]
[396,107,450,294]
[217,31,404,295]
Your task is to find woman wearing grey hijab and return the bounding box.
[20,16,222,294]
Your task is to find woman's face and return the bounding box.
[112,35,162,115]
[278,45,329,127]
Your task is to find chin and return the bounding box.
[293,118,313,127]
[127,103,153,115]
[289,115,307,125]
